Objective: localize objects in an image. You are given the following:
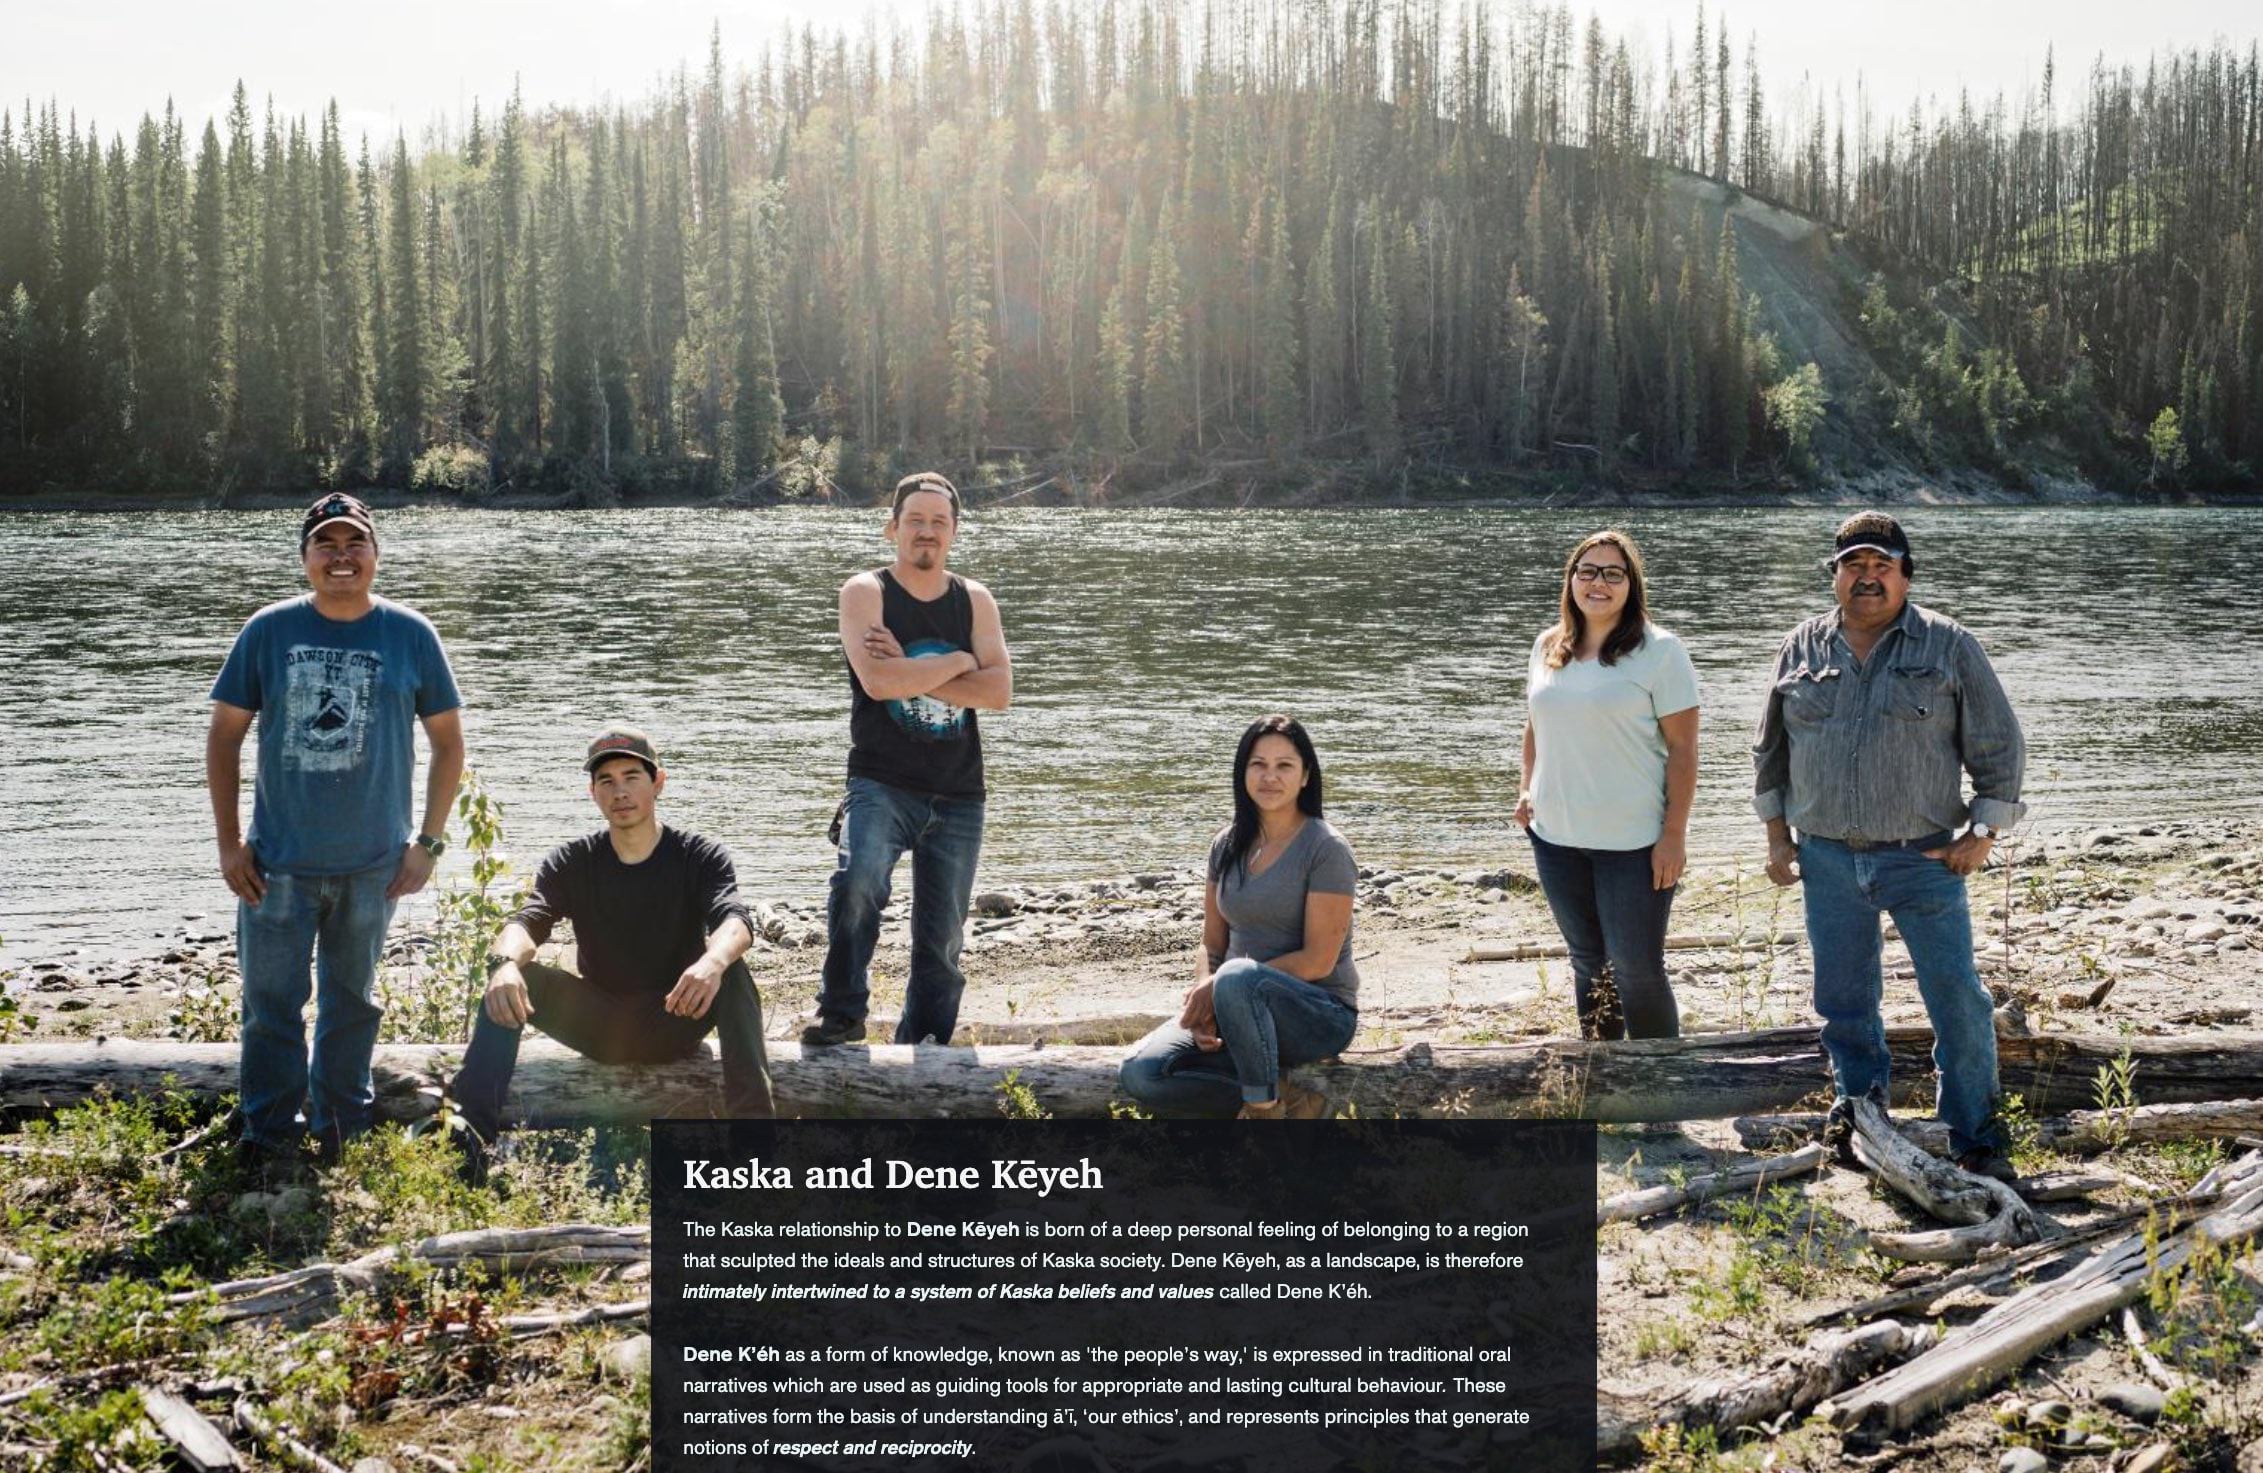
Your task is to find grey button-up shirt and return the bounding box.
[1752,600,2026,842]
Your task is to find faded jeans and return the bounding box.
[816,775,985,1045]
[1117,958,1359,1117]
[237,861,398,1149]
[1526,830,1681,1039]
[1800,834,2003,1156]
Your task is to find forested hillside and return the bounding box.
[1,0,2257,500]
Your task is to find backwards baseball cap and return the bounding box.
[300,492,376,550]
[890,471,962,519]
[583,725,662,777]
[1831,512,1911,564]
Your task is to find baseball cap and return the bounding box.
[1831,513,1911,564]
[890,471,962,519]
[300,492,377,549]
[583,726,662,777]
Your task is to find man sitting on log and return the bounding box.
[449,728,775,1175]
[1753,512,2027,1183]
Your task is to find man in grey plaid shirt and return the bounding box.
[1754,511,2027,1181]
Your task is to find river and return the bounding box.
[2,505,2256,964]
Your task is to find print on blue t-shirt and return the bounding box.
[211,595,462,877]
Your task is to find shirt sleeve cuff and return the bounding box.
[1753,787,1786,822]
[1969,797,2026,832]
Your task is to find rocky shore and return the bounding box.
[8,819,2261,1053]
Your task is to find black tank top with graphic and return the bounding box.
[846,570,985,799]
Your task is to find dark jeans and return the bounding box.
[450,959,775,1139]
[1526,829,1680,1040]
[816,774,985,1045]
[238,861,398,1149]
[1117,959,1360,1118]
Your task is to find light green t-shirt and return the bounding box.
[1526,623,1702,852]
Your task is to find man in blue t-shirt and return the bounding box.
[207,493,466,1172]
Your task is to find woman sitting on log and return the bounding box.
[1117,714,1360,1119]
[1515,529,1701,1040]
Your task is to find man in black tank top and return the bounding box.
[805,473,1013,1047]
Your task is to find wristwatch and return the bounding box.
[485,952,517,977]
[416,832,448,858]
[1969,821,1997,841]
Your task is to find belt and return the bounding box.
[1814,830,1952,853]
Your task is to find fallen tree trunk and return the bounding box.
[1593,1145,1830,1227]
[8,1028,2263,1124]
[1822,1153,2263,1434]
[185,1223,650,1324]
[1599,1320,1931,1460]
[1740,1099,2263,1157]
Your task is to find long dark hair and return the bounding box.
[1215,715,1325,882]
[1543,528,1651,669]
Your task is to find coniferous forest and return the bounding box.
[2,0,2260,500]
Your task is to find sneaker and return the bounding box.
[799,1015,868,1047]
[1955,1149,2020,1185]
[1820,1099,1860,1168]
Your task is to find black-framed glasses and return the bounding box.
[1571,564,1629,585]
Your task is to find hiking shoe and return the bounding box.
[234,1137,309,1188]
[1956,1149,2020,1185]
[1821,1099,1860,1168]
[799,1015,867,1047]
[1237,1084,1329,1120]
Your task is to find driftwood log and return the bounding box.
[1593,1145,1830,1227]
[1740,1098,2263,1157]
[1822,1152,2263,1434]
[184,1223,650,1324]
[1599,1320,1932,1459]
[1849,1097,2040,1264]
[10,1027,2263,1124]
[137,1385,238,1473]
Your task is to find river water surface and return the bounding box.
[2,505,2257,963]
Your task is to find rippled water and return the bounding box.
[3,505,2258,963]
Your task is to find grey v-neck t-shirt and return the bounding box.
[1208,818,1361,1007]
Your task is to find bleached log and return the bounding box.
[1467,930,1796,962]
[183,1223,649,1324]
[1595,1145,1830,1227]
[1599,1320,1931,1459]
[13,1027,2263,1125]
[1740,1099,2263,1158]
[1850,1098,2039,1264]
[137,1385,238,1473]
[1823,1155,2263,1434]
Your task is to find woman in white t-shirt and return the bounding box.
[1514,530,1701,1039]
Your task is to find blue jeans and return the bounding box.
[1799,834,2002,1156]
[816,775,986,1045]
[451,960,775,1140]
[1527,830,1680,1039]
[1117,959,1359,1117]
[237,861,398,1149]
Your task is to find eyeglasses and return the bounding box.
[1571,565,1629,586]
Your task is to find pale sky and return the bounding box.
[5,0,2255,149]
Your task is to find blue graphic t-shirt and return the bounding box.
[210,595,463,876]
